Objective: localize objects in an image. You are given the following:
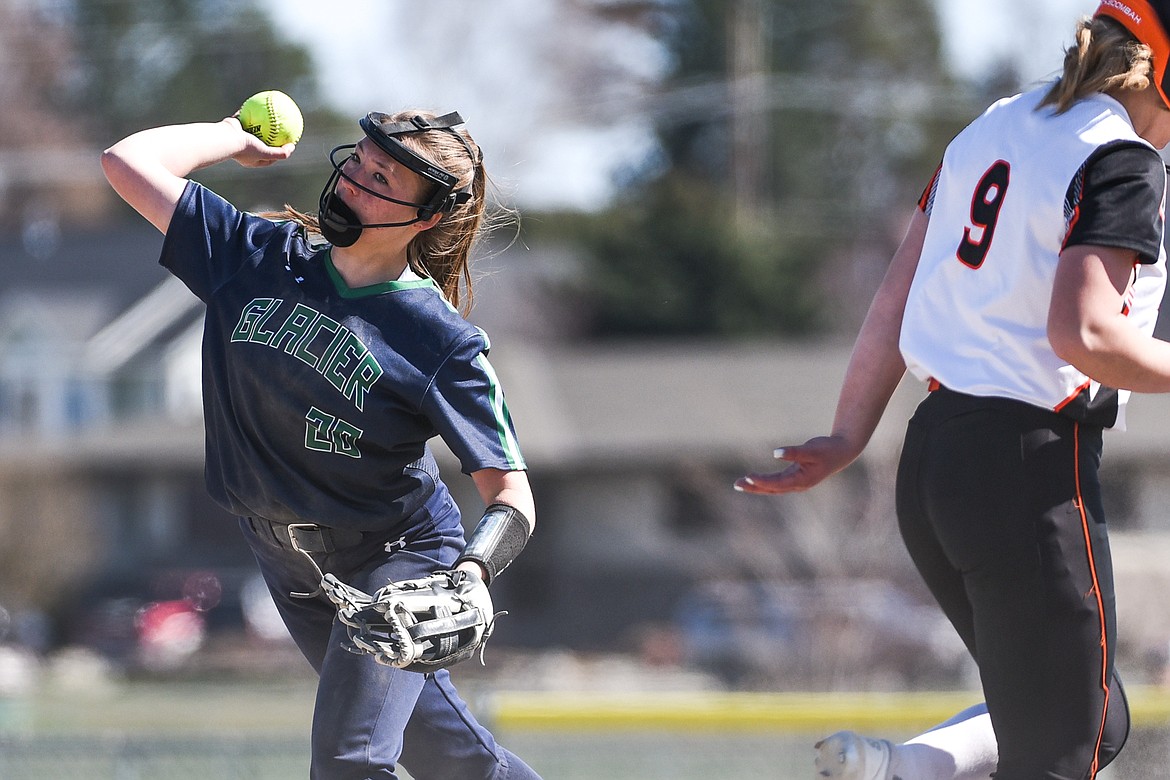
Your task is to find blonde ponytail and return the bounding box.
[1040,16,1153,114]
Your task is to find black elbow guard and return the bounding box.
[455,503,532,585]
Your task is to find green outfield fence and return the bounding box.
[487,685,1170,731]
[1,687,1168,778]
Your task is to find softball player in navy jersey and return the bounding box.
[102,107,541,779]
[739,3,1170,779]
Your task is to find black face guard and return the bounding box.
[317,111,478,247]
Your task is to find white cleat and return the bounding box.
[814,730,893,780]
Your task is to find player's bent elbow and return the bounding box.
[1048,329,1083,366]
[99,147,124,184]
[1049,322,1134,388]
[1048,317,1102,368]
[100,146,140,193]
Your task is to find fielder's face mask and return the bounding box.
[318,111,477,247]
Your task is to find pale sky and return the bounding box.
[262,0,667,211]
[261,0,1100,211]
[936,0,1098,83]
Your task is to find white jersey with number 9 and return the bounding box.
[899,88,1167,430]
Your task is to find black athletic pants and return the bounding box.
[896,388,1129,780]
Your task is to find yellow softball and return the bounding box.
[238,90,304,147]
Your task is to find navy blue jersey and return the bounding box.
[160,182,526,530]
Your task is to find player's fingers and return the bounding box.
[777,435,854,464]
[240,143,295,168]
[734,475,770,493]
[260,144,296,164]
[734,465,814,494]
[734,475,762,493]
[773,445,804,461]
[734,474,801,494]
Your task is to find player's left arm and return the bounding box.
[1048,143,1170,392]
[736,206,925,494]
[470,467,536,525]
[454,468,536,584]
[1049,244,1170,392]
[423,331,535,582]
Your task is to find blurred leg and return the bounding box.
[895,703,996,780]
[401,670,542,780]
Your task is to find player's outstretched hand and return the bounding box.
[734,435,857,494]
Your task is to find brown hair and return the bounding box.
[271,110,512,316]
[1040,16,1154,114]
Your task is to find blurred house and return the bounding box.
[5,222,1170,690]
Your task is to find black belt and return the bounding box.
[246,516,366,553]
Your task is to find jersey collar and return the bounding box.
[323,250,438,299]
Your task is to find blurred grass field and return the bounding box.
[2,680,1170,778]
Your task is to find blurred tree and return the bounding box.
[547,174,824,337]
[69,0,352,214]
[1,0,351,225]
[0,0,109,224]
[544,0,986,338]
[71,0,317,141]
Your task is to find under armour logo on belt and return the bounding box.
[384,537,406,553]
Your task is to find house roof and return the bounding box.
[482,339,1170,468]
[5,220,169,316]
[484,340,922,469]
